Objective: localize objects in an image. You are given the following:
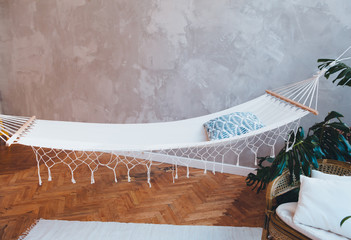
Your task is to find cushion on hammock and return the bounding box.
[203,112,265,141]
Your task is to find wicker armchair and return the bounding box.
[262,159,351,240]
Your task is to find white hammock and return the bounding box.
[0,72,322,186]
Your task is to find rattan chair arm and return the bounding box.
[265,170,299,212]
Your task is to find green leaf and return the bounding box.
[296,127,305,140]
[287,151,294,182]
[309,122,324,132]
[317,59,336,70]
[337,71,351,86]
[318,58,351,87]
[293,149,301,181]
[301,157,310,176]
[332,69,349,83]
[317,58,335,63]
[324,111,344,122]
[327,64,347,75]
[340,216,351,227]
[339,135,351,151]
[328,122,350,133]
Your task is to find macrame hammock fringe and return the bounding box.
[3,48,349,187]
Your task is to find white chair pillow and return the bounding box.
[293,175,351,238]
[311,169,351,181]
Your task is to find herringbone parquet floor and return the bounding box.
[0,144,265,240]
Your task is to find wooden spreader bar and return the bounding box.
[6,116,36,147]
[266,90,319,116]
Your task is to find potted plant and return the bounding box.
[246,111,351,193]
[246,57,351,193]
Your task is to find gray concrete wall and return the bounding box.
[0,0,350,129]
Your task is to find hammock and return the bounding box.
[0,72,322,186]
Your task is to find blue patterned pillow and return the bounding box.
[203,112,265,140]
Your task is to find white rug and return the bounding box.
[20,219,262,240]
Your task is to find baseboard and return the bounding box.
[141,152,256,177]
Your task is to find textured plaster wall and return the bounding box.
[0,0,11,114]
[0,0,350,128]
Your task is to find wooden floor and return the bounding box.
[0,144,265,240]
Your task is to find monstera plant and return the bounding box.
[246,58,351,193]
[246,111,351,193]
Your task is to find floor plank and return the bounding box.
[0,144,265,240]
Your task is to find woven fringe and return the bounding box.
[17,219,40,240]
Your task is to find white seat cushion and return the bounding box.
[311,169,351,181]
[276,202,348,240]
[293,176,351,239]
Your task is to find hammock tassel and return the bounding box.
[71,172,76,184]
[147,170,151,188]
[186,166,189,178]
[250,148,258,165]
[113,169,118,183]
[146,162,152,188]
[270,146,275,158]
[37,161,42,186]
[212,160,216,175]
[175,164,178,179]
[221,156,225,174]
[127,169,131,182]
[34,148,42,185]
[91,171,95,184]
[48,167,52,181]
[172,165,175,183]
